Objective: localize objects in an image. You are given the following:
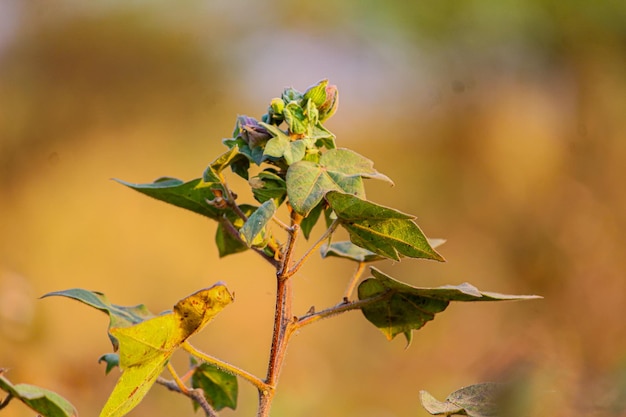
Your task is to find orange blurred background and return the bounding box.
[1,1,625,416]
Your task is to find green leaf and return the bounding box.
[262,123,307,165]
[215,205,261,258]
[114,177,223,220]
[216,220,248,257]
[283,101,308,134]
[281,87,303,103]
[100,283,234,417]
[190,360,238,411]
[303,79,328,108]
[320,241,385,262]
[300,200,325,239]
[202,146,241,184]
[41,289,155,350]
[99,353,120,375]
[240,200,276,247]
[0,374,77,417]
[286,148,392,216]
[310,122,336,149]
[420,383,503,417]
[325,191,444,262]
[250,170,287,205]
[358,267,542,344]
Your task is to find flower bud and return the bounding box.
[318,84,338,122]
[236,116,272,149]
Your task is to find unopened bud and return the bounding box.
[318,84,338,122]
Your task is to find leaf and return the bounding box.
[420,383,503,417]
[240,200,276,247]
[99,353,120,375]
[325,191,444,262]
[321,239,446,263]
[0,374,77,417]
[215,205,265,258]
[286,148,392,216]
[41,289,155,350]
[282,86,303,103]
[300,200,325,239]
[419,390,465,416]
[283,101,308,134]
[303,79,328,108]
[358,267,542,344]
[100,283,234,417]
[202,146,241,184]
[320,241,385,262]
[250,170,287,205]
[114,177,223,220]
[190,360,238,411]
[262,123,307,165]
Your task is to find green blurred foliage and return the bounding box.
[1,1,625,416]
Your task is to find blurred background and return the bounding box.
[1,1,625,416]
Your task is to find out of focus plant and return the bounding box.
[2,80,540,417]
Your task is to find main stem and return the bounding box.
[258,215,301,417]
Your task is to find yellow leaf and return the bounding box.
[99,283,233,417]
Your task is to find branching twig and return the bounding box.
[293,292,390,331]
[157,378,218,417]
[343,261,367,300]
[285,219,339,279]
[182,342,270,393]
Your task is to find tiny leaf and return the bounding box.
[0,375,77,417]
[191,361,238,411]
[325,191,444,262]
[300,200,325,239]
[303,79,328,108]
[203,146,240,184]
[250,170,287,205]
[358,267,541,343]
[240,200,276,247]
[320,241,385,263]
[215,204,259,258]
[114,178,222,220]
[99,353,120,375]
[283,101,308,134]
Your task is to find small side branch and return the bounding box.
[182,341,271,394]
[293,293,389,331]
[343,262,367,300]
[285,219,339,279]
[157,377,218,417]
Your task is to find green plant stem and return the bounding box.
[343,261,367,300]
[284,219,339,279]
[182,341,270,393]
[157,377,218,417]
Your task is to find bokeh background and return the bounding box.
[1,1,625,416]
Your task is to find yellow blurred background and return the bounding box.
[1,1,625,416]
